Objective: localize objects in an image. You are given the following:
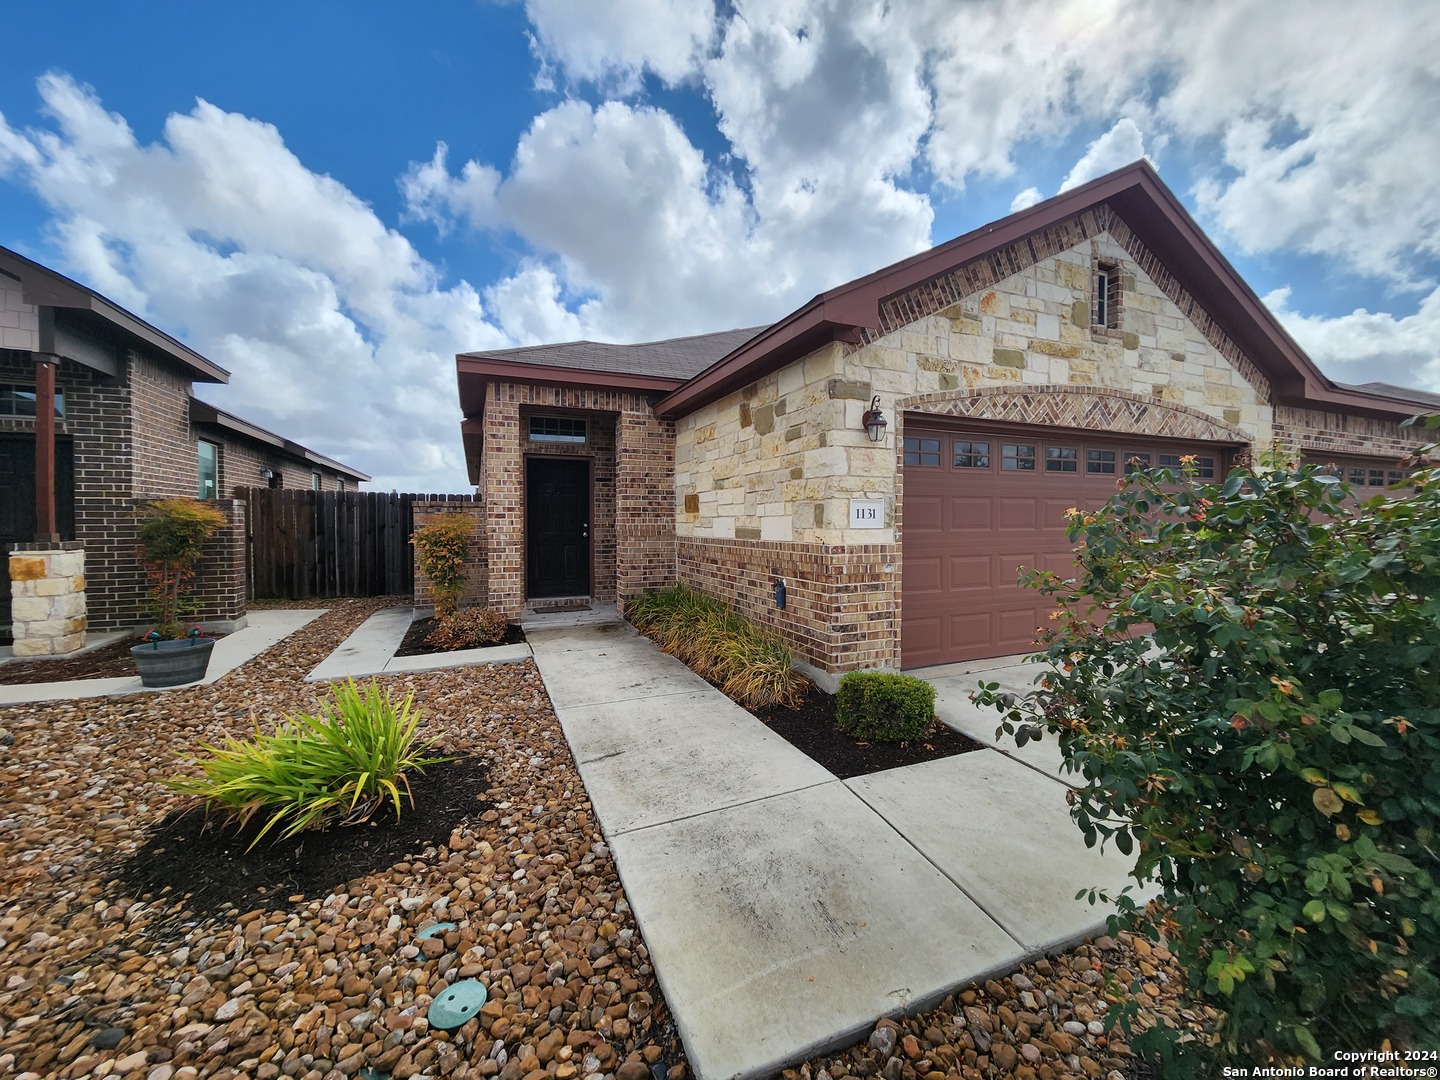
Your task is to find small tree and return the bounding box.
[977,450,1440,1069]
[137,498,230,638]
[412,514,472,617]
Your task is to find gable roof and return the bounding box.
[456,326,766,415]
[190,398,371,483]
[0,245,229,383]
[650,161,1429,423]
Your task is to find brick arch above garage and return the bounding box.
[898,385,1252,446]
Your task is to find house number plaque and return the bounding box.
[849,499,885,529]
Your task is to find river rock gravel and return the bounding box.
[0,599,686,1079]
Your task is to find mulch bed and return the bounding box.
[749,681,984,779]
[0,634,225,685]
[394,615,527,657]
[108,756,490,926]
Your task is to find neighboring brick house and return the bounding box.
[456,161,1435,683]
[1,245,368,642]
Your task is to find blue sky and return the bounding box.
[3,1,1437,490]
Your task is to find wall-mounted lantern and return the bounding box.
[861,396,888,443]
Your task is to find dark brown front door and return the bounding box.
[901,422,1227,668]
[0,436,76,640]
[526,457,590,599]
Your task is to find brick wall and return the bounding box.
[131,353,197,498]
[218,434,354,493]
[482,381,675,616]
[1273,404,1430,460]
[677,537,900,676]
[412,501,487,611]
[2,343,253,631]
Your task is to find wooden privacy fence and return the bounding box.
[238,488,477,600]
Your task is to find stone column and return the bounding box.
[9,542,87,657]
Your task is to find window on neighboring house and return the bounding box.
[0,382,65,418]
[312,472,322,491]
[337,478,346,493]
[1001,443,1036,471]
[528,415,587,444]
[1094,262,1121,330]
[953,439,991,468]
[902,436,941,467]
[197,440,219,500]
[1045,446,1078,473]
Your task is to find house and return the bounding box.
[456,161,1435,683]
[1,245,368,645]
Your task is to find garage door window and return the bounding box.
[1086,449,1117,474]
[903,436,941,467]
[1195,456,1216,478]
[1002,443,1036,471]
[1046,446,1078,472]
[1124,451,1151,474]
[953,440,991,468]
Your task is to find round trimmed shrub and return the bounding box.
[835,671,936,742]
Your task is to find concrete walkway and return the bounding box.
[528,618,1136,1080]
[0,609,326,706]
[305,606,531,682]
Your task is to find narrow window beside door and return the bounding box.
[197,440,219,499]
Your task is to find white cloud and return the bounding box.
[1264,286,1440,394]
[0,73,504,491]
[408,94,931,341]
[1009,187,1042,212]
[523,0,716,88]
[1058,118,1147,192]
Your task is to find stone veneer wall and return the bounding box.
[412,500,488,611]
[8,543,86,656]
[482,382,675,617]
[672,210,1277,673]
[675,215,1271,553]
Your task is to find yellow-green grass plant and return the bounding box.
[168,679,453,850]
[625,584,805,708]
[716,627,806,708]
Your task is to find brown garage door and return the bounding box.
[900,422,1229,669]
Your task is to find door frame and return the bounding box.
[523,453,594,600]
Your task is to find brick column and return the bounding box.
[614,407,677,607]
[482,383,525,617]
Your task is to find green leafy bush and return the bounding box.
[976,453,1440,1067]
[625,584,806,707]
[168,679,451,849]
[412,515,473,617]
[137,497,230,638]
[835,671,936,741]
[423,607,509,650]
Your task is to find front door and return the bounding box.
[526,457,590,598]
[0,436,76,640]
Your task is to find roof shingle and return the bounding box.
[460,325,769,382]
